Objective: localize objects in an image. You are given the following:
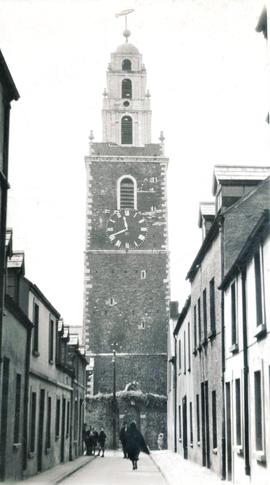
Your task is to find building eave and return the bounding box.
[173,296,191,336]
[23,276,61,319]
[0,50,20,101]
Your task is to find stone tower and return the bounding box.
[83,26,170,401]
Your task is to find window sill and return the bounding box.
[32,350,40,357]
[254,451,266,463]
[254,323,267,339]
[212,448,218,455]
[229,343,239,354]
[13,443,22,451]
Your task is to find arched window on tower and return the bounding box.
[121,116,133,144]
[122,79,132,99]
[122,59,132,71]
[119,177,136,209]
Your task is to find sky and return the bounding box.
[0,0,269,325]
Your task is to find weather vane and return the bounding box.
[115,8,135,42]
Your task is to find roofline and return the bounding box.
[212,164,270,195]
[23,277,61,318]
[0,50,20,101]
[173,296,191,336]
[219,210,270,290]
[222,176,270,217]
[5,294,33,330]
[186,216,220,282]
[255,6,268,39]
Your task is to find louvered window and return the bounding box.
[122,79,132,98]
[122,59,131,71]
[120,178,135,208]
[121,116,132,144]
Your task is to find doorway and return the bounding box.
[226,382,232,480]
[61,398,66,463]
[182,396,188,459]
[37,389,45,472]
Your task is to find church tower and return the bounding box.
[83,22,170,407]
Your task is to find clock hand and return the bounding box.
[123,216,128,230]
[111,228,128,237]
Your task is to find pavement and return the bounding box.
[21,449,226,484]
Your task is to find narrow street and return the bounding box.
[63,451,167,485]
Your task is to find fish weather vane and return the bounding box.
[115,8,135,42]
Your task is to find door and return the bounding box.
[201,382,206,466]
[37,389,45,472]
[204,381,210,468]
[226,382,232,480]
[0,358,10,480]
[182,396,188,459]
[61,398,66,462]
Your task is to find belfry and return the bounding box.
[83,14,170,447]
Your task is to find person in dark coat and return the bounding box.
[98,426,107,457]
[126,422,149,470]
[119,422,128,458]
[92,428,99,455]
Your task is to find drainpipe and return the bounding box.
[219,216,226,480]
[241,269,250,476]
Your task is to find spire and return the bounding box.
[115,9,135,43]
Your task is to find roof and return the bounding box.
[116,43,139,55]
[0,50,19,101]
[220,210,270,290]
[5,294,33,331]
[173,296,191,336]
[90,142,163,157]
[255,6,268,38]
[212,165,270,195]
[198,202,215,227]
[23,277,61,319]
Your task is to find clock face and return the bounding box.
[107,209,148,249]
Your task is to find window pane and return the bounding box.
[121,116,133,144]
[120,177,134,208]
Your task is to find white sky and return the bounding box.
[0,0,269,324]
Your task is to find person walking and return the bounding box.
[98,426,107,457]
[119,422,128,458]
[125,421,150,470]
[92,428,99,455]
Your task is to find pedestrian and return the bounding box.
[125,421,150,470]
[119,422,128,458]
[92,428,99,455]
[157,432,164,450]
[86,426,94,455]
[98,426,107,457]
[82,423,88,455]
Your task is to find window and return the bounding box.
[122,78,132,98]
[121,116,133,144]
[119,177,135,208]
[183,331,186,374]
[231,281,238,347]
[13,374,21,443]
[178,405,182,440]
[46,396,51,449]
[212,390,217,449]
[187,322,191,371]
[190,402,193,445]
[193,305,197,351]
[209,278,216,336]
[49,319,54,363]
[30,392,36,452]
[122,59,131,71]
[55,398,60,439]
[254,371,263,451]
[196,394,200,443]
[203,289,207,343]
[32,302,39,353]
[235,379,241,446]
[178,340,181,372]
[141,270,146,280]
[197,298,202,345]
[254,249,264,327]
